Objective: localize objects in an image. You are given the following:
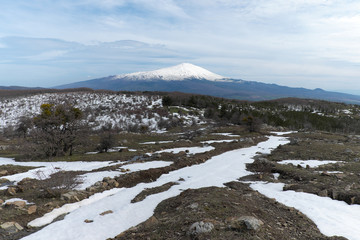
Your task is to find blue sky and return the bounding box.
[1,0,360,94]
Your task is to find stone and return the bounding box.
[0,199,4,205]
[108,179,119,188]
[61,191,79,201]
[7,187,17,196]
[86,187,96,192]
[103,177,111,182]
[0,170,8,176]
[228,216,264,231]
[189,203,199,210]
[84,219,93,223]
[100,210,113,216]
[5,200,27,208]
[27,205,37,214]
[0,222,24,234]
[188,221,214,235]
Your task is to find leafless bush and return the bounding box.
[34,168,83,198]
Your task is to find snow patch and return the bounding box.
[250,182,360,240]
[277,160,341,168]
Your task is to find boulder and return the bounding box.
[100,210,113,216]
[188,221,214,235]
[0,170,8,176]
[108,179,119,188]
[0,199,4,205]
[228,216,264,231]
[27,205,37,214]
[61,191,80,202]
[7,187,17,196]
[5,200,27,208]
[0,222,23,234]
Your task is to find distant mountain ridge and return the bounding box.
[55,63,360,104]
[0,86,43,90]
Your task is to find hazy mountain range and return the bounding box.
[53,63,360,104]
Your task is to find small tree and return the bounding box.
[97,124,116,153]
[16,116,33,138]
[243,115,261,132]
[31,103,86,158]
[162,96,173,107]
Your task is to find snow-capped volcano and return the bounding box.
[114,63,227,81]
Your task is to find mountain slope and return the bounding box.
[55,63,360,104]
[115,63,227,81]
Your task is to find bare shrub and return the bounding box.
[34,168,83,198]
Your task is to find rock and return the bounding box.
[94,181,102,186]
[7,187,17,196]
[188,221,214,235]
[0,199,4,205]
[0,222,23,234]
[228,216,264,231]
[189,203,199,210]
[27,205,37,214]
[103,177,111,182]
[5,200,27,208]
[61,191,80,202]
[84,219,93,223]
[86,187,96,192]
[108,179,119,188]
[100,210,113,216]
[0,170,8,175]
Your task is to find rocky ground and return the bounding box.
[113,182,345,240]
[0,127,359,239]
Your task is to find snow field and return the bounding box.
[22,135,289,240]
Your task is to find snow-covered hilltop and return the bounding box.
[0,92,204,132]
[114,63,227,81]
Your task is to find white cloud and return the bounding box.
[1,0,360,93]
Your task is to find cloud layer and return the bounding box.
[1,0,360,93]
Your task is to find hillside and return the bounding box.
[0,90,360,239]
